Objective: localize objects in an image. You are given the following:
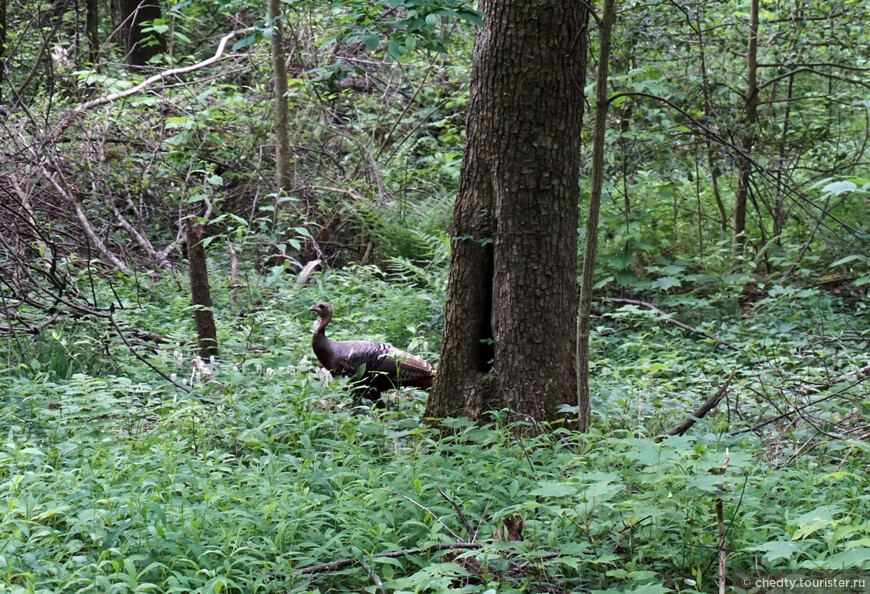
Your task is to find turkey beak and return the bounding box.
[307,306,317,312]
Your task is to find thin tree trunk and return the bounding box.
[578,0,615,433]
[732,0,759,255]
[619,101,632,234]
[268,0,292,194]
[85,0,99,64]
[694,10,727,232]
[695,145,704,257]
[773,73,794,242]
[186,218,219,359]
[0,0,6,102]
[118,0,163,67]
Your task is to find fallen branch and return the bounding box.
[595,297,740,351]
[24,147,131,273]
[655,370,736,442]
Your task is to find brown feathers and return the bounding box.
[308,302,435,402]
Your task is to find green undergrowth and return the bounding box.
[0,267,868,592]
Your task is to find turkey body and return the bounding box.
[308,302,434,402]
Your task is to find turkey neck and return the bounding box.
[312,314,333,363]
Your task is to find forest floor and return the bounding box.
[0,265,868,592]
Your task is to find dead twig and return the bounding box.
[716,449,730,594]
[297,542,480,575]
[435,483,474,541]
[51,28,257,141]
[359,558,384,593]
[380,489,463,541]
[595,297,740,351]
[731,363,870,436]
[655,370,736,441]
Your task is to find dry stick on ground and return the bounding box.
[655,370,736,442]
[296,259,322,286]
[595,297,741,351]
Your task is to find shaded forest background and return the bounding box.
[0,0,869,591]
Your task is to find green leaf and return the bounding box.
[814,547,870,569]
[655,276,682,290]
[829,254,865,267]
[362,33,380,50]
[790,505,842,539]
[457,9,484,26]
[748,541,803,563]
[530,482,577,497]
[593,276,614,290]
[820,180,857,195]
[388,39,406,59]
[232,34,258,51]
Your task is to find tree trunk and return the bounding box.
[694,9,728,233]
[426,0,588,428]
[732,0,759,255]
[85,0,99,64]
[0,0,5,102]
[424,21,496,420]
[577,0,616,433]
[268,0,292,194]
[773,73,794,242]
[186,218,219,359]
[118,0,163,67]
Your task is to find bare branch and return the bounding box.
[52,28,256,140]
[595,297,740,351]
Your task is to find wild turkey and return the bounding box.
[308,302,435,402]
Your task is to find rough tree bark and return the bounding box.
[732,0,759,254]
[577,0,616,433]
[118,0,164,67]
[425,0,588,428]
[268,0,292,194]
[186,217,219,359]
